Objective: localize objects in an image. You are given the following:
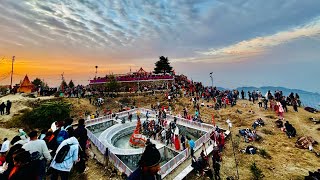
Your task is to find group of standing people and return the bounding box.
[0,118,88,180]
[0,100,11,115]
[191,127,225,180]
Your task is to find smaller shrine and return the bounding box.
[17,75,34,93]
[129,114,146,148]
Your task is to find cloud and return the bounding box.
[0,0,320,62]
[197,17,320,59]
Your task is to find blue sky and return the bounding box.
[0,0,319,92]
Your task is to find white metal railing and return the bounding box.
[159,131,211,178]
[159,148,189,178]
[109,150,133,176]
[86,128,133,176]
[85,114,113,126]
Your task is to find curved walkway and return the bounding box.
[98,118,164,155]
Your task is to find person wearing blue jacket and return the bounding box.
[50,137,79,180]
[187,136,195,157]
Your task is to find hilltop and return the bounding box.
[0,93,319,179]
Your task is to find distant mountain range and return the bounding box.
[220,86,320,109]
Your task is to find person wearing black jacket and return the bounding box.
[63,118,74,137]
[7,149,37,180]
[74,119,87,152]
[128,143,161,180]
[241,90,245,99]
[6,100,12,115]
[0,102,5,115]
[280,97,288,112]
[73,119,88,173]
[284,121,296,138]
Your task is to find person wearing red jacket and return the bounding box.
[218,131,225,152]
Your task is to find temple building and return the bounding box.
[17,75,34,93]
[89,67,174,92]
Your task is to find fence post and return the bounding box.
[105,147,109,167]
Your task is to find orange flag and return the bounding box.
[212,114,215,126]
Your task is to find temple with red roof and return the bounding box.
[17,75,34,93]
[89,67,174,91]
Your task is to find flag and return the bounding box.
[212,114,215,126]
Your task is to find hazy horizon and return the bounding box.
[0,1,319,93]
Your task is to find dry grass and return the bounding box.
[147,98,320,180]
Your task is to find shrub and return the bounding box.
[261,129,274,135]
[265,115,275,119]
[22,101,71,129]
[119,97,131,106]
[250,162,264,180]
[259,149,272,159]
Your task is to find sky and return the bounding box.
[0,0,319,92]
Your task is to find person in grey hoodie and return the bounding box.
[50,137,79,180]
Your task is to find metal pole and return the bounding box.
[209,72,213,88]
[229,125,240,179]
[95,66,98,79]
[10,56,15,89]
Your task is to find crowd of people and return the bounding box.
[0,118,89,180]
[91,74,173,83]
[190,126,226,179]
[139,109,197,155]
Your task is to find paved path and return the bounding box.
[173,144,214,180]
[164,140,213,180]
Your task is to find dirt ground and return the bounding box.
[0,93,319,179]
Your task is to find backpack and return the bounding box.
[55,144,71,163]
[56,126,70,145]
[30,151,41,161]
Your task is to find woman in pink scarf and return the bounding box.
[277,102,284,119]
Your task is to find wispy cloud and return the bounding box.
[198,17,320,58]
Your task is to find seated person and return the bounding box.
[245,130,254,142]
[239,129,248,136]
[240,145,257,154]
[295,136,317,149]
[284,121,296,138]
[309,117,320,124]
[252,118,265,129]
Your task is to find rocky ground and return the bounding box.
[0,93,319,179]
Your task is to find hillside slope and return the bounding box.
[0,94,319,179]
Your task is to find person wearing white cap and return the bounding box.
[0,138,10,153]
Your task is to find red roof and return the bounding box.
[137,67,147,74]
[20,75,33,87]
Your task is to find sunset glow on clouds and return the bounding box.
[0,0,320,92]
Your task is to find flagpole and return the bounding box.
[227,119,239,179]
[10,56,15,89]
